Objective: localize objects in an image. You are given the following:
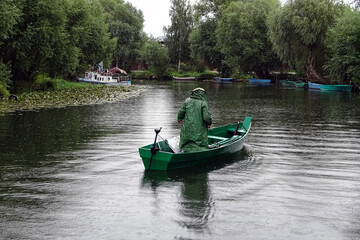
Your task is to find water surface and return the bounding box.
[1,81,359,239]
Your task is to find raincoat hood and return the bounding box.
[190,88,209,106]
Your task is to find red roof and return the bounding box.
[108,67,127,75]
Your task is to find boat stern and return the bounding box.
[138,145,173,170]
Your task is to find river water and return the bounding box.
[0,81,359,240]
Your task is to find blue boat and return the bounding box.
[249,78,271,85]
[308,82,322,90]
[214,77,233,82]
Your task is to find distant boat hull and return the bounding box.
[78,71,131,86]
[308,82,352,92]
[295,82,307,88]
[173,76,196,81]
[214,77,233,82]
[249,78,271,84]
[77,77,131,86]
[320,84,352,92]
[308,82,323,90]
[279,80,295,86]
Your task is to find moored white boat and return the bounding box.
[173,76,196,81]
[78,67,131,86]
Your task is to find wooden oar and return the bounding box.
[234,122,240,135]
[148,127,162,171]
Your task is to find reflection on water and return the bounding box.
[141,149,251,235]
[0,81,360,239]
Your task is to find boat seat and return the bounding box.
[209,135,240,148]
[227,128,246,134]
[208,135,228,141]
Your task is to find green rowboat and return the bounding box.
[320,84,352,92]
[295,82,306,88]
[138,117,252,171]
[308,82,352,92]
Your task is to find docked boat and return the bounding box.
[214,77,233,82]
[138,116,252,171]
[249,78,271,85]
[295,82,307,88]
[308,82,352,92]
[320,84,352,92]
[77,67,131,86]
[308,82,323,90]
[173,76,196,81]
[279,80,295,87]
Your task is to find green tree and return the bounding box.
[325,8,360,85]
[141,38,170,78]
[0,0,116,85]
[189,18,222,70]
[2,0,72,82]
[0,0,21,93]
[190,0,234,73]
[100,0,144,71]
[164,0,194,71]
[193,0,233,21]
[66,0,115,76]
[216,0,281,77]
[268,0,343,82]
[0,0,21,42]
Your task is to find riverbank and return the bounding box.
[0,85,146,113]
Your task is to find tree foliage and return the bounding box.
[141,39,170,78]
[0,0,21,42]
[190,0,233,72]
[100,0,144,71]
[0,0,21,92]
[164,0,193,71]
[189,18,222,70]
[268,0,344,82]
[326,8,360,85]
[216,0,281,77]
[0,0,144,90]
[193,0,233,22]
[353,0,360,9]
[66,0,116,76]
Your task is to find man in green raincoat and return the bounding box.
[177,88,212,152]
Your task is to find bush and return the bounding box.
[0,83,10,98]
[326,8,360,85]
[0,61,11,96]
[131,70,156,80]
[32,75,58,91]
[230,72,253,81]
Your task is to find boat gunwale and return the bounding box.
[138,122,251,156]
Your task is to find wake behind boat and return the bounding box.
[138,117,252,171]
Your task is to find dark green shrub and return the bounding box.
[0,83,10,98]
[0,61,11,97]
[32,75,58,91]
